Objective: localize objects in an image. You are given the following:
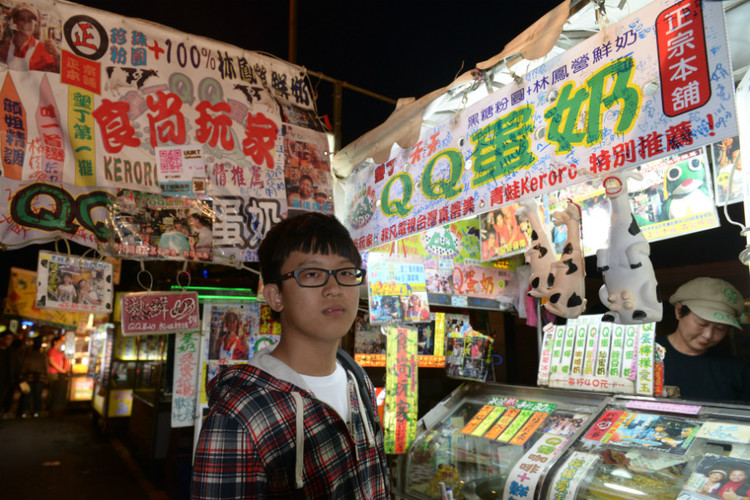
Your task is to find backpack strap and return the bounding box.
[337,348,381,435]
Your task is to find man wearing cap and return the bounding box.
[657,277,750,402]
[0,2,59,73]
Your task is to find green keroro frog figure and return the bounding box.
[662,157,713,219]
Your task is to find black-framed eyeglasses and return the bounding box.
[275,267,366,288]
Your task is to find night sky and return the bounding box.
[73,0,563,147]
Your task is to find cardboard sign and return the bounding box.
[121,291,199,335]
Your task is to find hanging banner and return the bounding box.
[383,325,418,454]
[343,0,736,250]
[120,291,199,335]
[172,331,199,428]
[0,0,325,262]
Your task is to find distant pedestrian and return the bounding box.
[19,337,47,418]
[47,335,69,417]
[0,331,17,419]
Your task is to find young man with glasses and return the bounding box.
[192,212,390,499]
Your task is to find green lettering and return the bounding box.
[103,156,113,181]
[124,160,133,184]
[470,105,536,188]
[422,149,464,200]
[381,172,413,217]
[75,191,112,242]
[113,158,122,182]
[10,183,78,234]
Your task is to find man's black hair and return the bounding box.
[258,212,361,285]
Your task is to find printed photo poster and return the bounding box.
[354,314,386,355]
[583,411,701,455]
[549,148,719,256]
[366,252,429,325]
[5,267,82,328]
[203,302,273,362]
[155,145,208,198]
[479,202,530,261]
[35,250,113,314]
[110,189,214,262]
[680,454,750,500]
[284,124,334,214]
[542,412,588,438]
[711,136,743,206]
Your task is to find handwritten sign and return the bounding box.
[172,331,199,428]
[121,291,199,335]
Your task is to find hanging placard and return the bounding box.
[172,331,200,428]
[383,325,418,454]
[35,251,113,314]
[367,252,430,325]
[120,291,199,335]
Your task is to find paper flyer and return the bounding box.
[595,322,612,377]
[546,452,601,500]
[622,325,638,379]
[582,324,599,377]
[367,252,430,325]
[585,412,701,455]
[635,323,656,395]
[608,324,625,378]
[537,324,555,386]
[571,323,588,376]
[559,325,576,376]
[549,325,566,377]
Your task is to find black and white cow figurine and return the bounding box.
[596,170,662,324]
[544,201,586,318]
[517,198,556,299]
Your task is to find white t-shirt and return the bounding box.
[300,362,350,423]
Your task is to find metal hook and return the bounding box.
[176,261,191,290]
[137,261,153,291]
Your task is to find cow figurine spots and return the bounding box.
[596,171,662,324]
[545,201,586,318]
[517,198,556,299]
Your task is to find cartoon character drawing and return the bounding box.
[596,170,662,324]
[544,201,586,318]
[662,156,714,219]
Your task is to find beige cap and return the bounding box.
[11,2,38,20]
[669,277,744,329]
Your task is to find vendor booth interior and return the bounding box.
[1,0,750,499]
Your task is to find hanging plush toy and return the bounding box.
[544,201,586,318]
[596,170,662,324]
[517,198,556,299]
[662,156,714,219]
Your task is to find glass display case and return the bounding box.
[541,396,750,500]
[90,324,138,422]
[396,382,610,500]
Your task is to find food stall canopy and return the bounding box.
[331,0,748,179]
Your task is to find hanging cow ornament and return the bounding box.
[596,170,662,324]
[517,198,556,299]
[545,200,586,318]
